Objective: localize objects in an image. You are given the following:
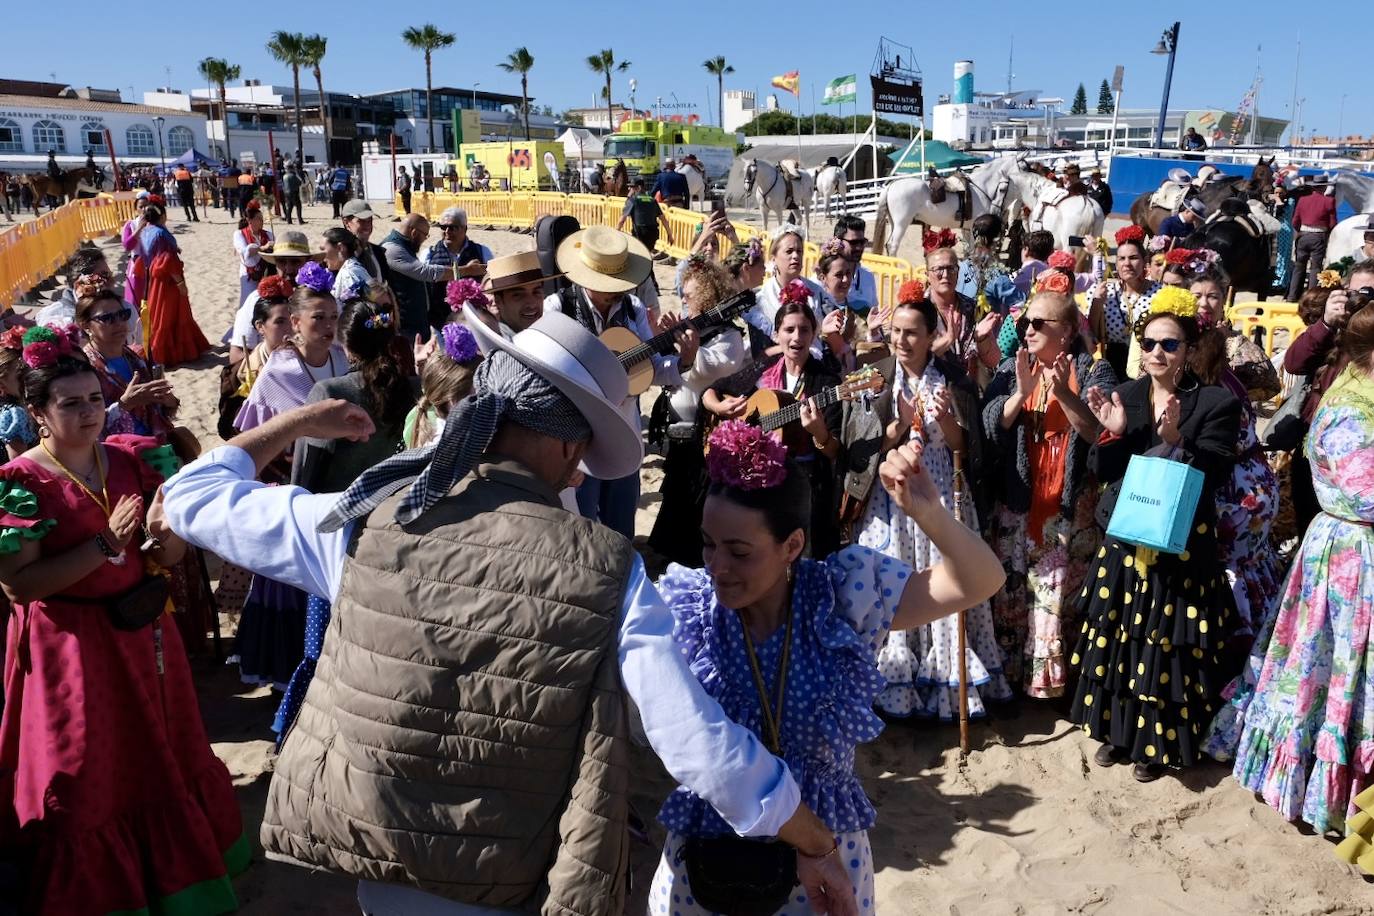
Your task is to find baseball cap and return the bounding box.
[341,199,380,220]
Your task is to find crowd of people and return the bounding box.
[0,170,1373,915]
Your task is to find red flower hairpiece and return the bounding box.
[1036,271,1073,296]
[897,279,926,304]
[779,278,811,308]
[922,228,957,252]
[146,194,165,207]
[706,420,788,491]
[1115,225,1146,247]
[1164,247,1195,266]
[257,275,294,300]
[73,273,111,299]
[1046,250,1076,270]
[20,325,78,369]
[0,326,27,352]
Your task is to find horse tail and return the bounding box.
[872,185,892,255]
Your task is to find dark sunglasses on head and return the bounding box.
[90,307,132,325]
[1017,316,1066,333]
[1140,336,1184,354]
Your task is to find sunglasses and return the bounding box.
[1140,337,1184,354]
[439,223,466,231]
[90,307,132,325]
[1017,316,1066,333]
[844,237,870,247]
[929,265,958,275]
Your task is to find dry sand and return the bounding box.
[63,197,1374,915]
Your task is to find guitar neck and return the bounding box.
[758,384,841,433]
[619,311,716,369]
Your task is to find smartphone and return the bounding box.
[1068,235,1086,248]
[710,197,726,217]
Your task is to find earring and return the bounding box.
[38,424,50,439]
[786,562,795,584]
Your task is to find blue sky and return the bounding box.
[7,1,1366,140]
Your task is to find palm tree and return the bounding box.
[197,57,241,161]
[301,34,330,162]
[586,49,630,133]
[703,56,734,128]
[266,31,310,164]
[498,47,535,141]
[401,24,456,153]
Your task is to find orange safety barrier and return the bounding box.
[396,190,921,312]
[0,195,136,306]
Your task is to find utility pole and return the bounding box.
[1288,35,1301,146]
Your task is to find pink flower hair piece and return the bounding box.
[1046,250,1076,270]
[706,420,788,491]
[779,278,811,308]
[446,277,490,312]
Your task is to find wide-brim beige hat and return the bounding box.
[483,250,559,293]
[555,226,652,294]
[261,230,324,263]
[467,309,642,480]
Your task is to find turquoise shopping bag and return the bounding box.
[1105,453,1204,554]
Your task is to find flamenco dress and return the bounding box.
[0,436,245,915]
[138,224,210,366]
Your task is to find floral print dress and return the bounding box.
[1231,367,1374,834]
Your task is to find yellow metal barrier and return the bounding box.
[1227,301,1305,357]
[0,195,134,306]
[396,190,921,312]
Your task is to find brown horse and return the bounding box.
[603,158,629,197]
[22,168,107,212]
[1129,157,1275,233]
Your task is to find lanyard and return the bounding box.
[739,600,794,755]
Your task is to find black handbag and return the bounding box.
[1260,374,1312,453]
[107,575,170,631]
[681,612,799,915]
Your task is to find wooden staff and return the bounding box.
[951,449,972,756]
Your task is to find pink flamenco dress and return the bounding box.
[0,435,246,915]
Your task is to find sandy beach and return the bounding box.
[62,195,1374,916]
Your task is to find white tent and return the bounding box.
[557,127,604,161]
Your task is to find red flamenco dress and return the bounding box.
[0,436,246,915]
[139,224,210,366]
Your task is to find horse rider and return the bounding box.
[46,150,62,185]
[1086,169,1113,216]
[1158,197,1206,246]
[652,158,689,209]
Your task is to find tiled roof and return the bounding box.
[0,94,206,119]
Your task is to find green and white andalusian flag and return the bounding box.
[823,74,857,105]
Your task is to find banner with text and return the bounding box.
[870,75,923,117]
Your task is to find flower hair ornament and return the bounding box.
[1163,248,1195,267]
[1142,286,1200,325]
[745,237,763,264]
[73,273,112,299]
[445,277,490,312]
[706,420,788,490]
[1317,269,1344,290]
[21,325,79,369]
[1147,233,1171,253]
[1115,225,1146,247]
[145,194,165,208]
[362,311,393,331]
[897,279,926,304]
[440,322,480,364]
[779,278,812,308]
[294,260,335,294]
[0,326,27,352]
[922,227,958,252]
[1035,271,1073,296]
[1046,250,1076,270]
[820,237,846,258]
[257,274,294,301]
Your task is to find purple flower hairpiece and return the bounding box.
[705,421,788,491]
[446,277,490,312]
[821,237,846,258]
[295,260,335,294]
[441,322,480,364]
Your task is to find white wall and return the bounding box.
[204,123,328,166]
[0,100,206,163]
[360,153,451,200]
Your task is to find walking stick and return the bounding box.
[951,450,972,757]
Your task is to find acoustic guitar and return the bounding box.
[599,289,757,395]
[705,368,884,456]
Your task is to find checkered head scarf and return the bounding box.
[318,350,592,531]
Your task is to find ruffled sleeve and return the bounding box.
[0,473,55,555]
[823,544,910,657]
[657,564,727,700]
[0,403,36,449]
[105,433,178,492]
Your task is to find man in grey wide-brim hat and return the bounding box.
[159,311,854,916]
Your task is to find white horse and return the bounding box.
[813,165,847,219]
[743,159,814,234]
[870,157,1045,257]
[1026,183,1106,252]
[675,161,707,210]
[1328,211,1374,265]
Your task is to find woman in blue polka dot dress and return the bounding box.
[649,420,1006,914]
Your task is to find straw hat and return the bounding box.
[483,250,559,293]
[261,230,325,263]
[555,226,652,294]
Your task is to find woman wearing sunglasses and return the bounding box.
[1071,288,1241,782]
[78,288,179,438]
[982,287,1116,699]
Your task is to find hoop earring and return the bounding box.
[38,424,50,439]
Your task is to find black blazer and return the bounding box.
[1090,374,1241,517]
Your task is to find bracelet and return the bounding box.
[94,532,119,558]
[800,836,840,860]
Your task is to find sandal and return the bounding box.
[1093,744,1129,768]
[1133,763,1166,783]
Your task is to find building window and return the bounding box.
[81,120,107,153]
[0,118,21,152]
[126,125,156,156]
[33,119,66,153]
[166,126,195,155]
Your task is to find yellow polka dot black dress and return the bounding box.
[1067,376,1243,768]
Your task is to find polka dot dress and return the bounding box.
[1102,280,1162,344]
[1067,522,1237,768]
[653,546,910,913]
[272,594,331,744]
[857,361,1010,720]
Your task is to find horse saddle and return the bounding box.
[779,159,803,179]
[1150,183,1188,213]
[1204,199,1270,238]
[928,176,948,205]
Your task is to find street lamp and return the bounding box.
[1150,21,1180,150]
[152,115,166,173]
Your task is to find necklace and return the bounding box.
[40,441,125,565]
[739,595,795,755]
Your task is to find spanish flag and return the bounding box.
[770,71,800,97]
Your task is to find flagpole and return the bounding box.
[811,82,816,135]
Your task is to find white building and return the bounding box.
[723,90,756,133]
[0,89,206,169]
[148,88,328,166]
